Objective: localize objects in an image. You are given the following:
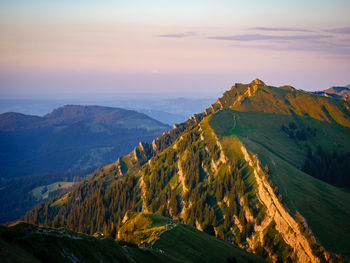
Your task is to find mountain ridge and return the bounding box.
[0,104,169,178]
[0,105,168,131]
[312,84,350,101]
[23,80,350,262]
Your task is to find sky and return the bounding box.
[0,0,350,96]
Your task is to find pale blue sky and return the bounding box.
[0,0,349,94]
[1,0,349,27]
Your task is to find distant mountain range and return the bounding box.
[313,84,350,101]
[0,105,169,178]
[0,96,217,126]
[23,80,350,262]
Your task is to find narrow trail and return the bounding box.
[149,224,178,248]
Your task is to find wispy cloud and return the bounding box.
[208,34,332,41]
[325,27,350,34]
[250,27,312,32]
[157,32,197,38]
[230,40,350,56]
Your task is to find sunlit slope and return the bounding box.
[209,79,350,128]
[117,212,176,245]
[210,109,350,257]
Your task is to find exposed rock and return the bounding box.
[177,161,188,194]
[240,143,319,263]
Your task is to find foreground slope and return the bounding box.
[24,80,350,262]
[0,222,174,263]
[0,220,263,263]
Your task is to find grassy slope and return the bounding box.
[154,224,265,263]
[210,109,350,257]
[31,181,75,200]
[225,83,350,128]
[117,212,176,245]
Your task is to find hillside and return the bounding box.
[0,221,169,263]
[23,80,350,262]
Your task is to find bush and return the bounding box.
[203,224,216,236]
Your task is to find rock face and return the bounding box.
[239,143,318,263]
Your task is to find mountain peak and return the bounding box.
[251,78,266,86]
[210,80,350,127]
